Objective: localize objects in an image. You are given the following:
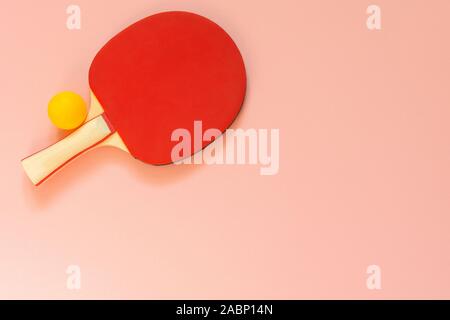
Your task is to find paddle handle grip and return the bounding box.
[21,115,113,185]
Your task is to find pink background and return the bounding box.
[1,0,450,299]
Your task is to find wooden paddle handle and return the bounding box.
[21,115,113,185]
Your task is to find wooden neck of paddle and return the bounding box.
[21,115,113,185]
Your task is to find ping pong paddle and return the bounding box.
[21,11,246,185]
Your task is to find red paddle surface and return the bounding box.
[89,11,246,164]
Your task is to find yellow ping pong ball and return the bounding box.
[48,91,87,130]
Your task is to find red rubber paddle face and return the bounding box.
[89,11,246,165]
